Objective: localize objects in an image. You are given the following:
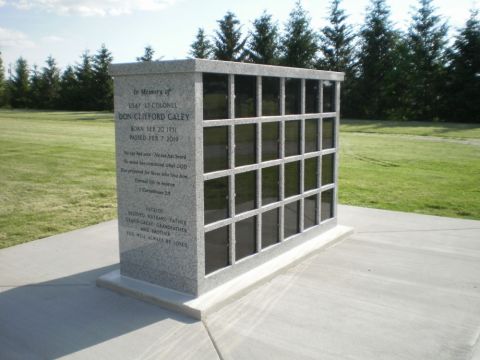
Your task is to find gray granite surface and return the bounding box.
[111,60,344,296]
[114,72,199,294]
[110,59,345,81]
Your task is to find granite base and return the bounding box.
[97,225,353,320]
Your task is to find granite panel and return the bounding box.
[114,72,198,294]
[110,59,345,81]
[110,60,344,298]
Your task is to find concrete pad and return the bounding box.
[0,282,218,360]
[0,223,219,360]
[1,205,480,359]
[97,225,353,320]
[205,205,480,360]
[340,205,480,233]
[0,220,119,285]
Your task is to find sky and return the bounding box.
[0,0,476,74]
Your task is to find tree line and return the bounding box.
[0,0,479,122]
[189,0,479,122]
[0,45,113,111]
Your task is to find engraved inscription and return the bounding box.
[116,82,194,253]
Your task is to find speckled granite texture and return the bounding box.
[109,59,345,296]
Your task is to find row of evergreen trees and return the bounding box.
[189,0,480,122]
[0,45,113,111]
[0,0,479,122]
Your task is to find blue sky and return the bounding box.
[0,0,476,73]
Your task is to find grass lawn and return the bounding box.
[0,110,479,248]
[340,119,480,139]
[340,120,480,219]
[0,110,116,248]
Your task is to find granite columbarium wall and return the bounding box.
[97,59,352,319]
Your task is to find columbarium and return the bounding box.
[98,59,352,319]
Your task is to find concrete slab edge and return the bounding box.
[96,225,353,320]
[471,330,480,360]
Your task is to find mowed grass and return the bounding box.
[341,119,480,139]
[0,110,116,248]
[339,119,480,219]
[0,110,479,249]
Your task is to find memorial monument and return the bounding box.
[97,59,352,319]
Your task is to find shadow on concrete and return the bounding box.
[0,264,196,359]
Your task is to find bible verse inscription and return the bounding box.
[116,85,193,251]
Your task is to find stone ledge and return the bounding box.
[109,58,345,81]
[97,224,353,320]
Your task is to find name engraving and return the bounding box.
[116,83,194,253]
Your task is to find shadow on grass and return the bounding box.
[0,264,196,359]
[342,119,480,136]
[0,109,114,122]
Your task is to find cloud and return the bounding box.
[41,35,64,43]
[2,0,179,16]
[0,27,35,48]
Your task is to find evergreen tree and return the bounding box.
[447,9,480,122]
[40,56,61,109]
[318,0,355,72]
[354,0,398,119]
[280,1,319,68]
[9,57,30,108]
[137,45,155,62]
[386,35,412,120]
[246,11,280,64]
[0,52,7,107]
[406,0,448,120]
[92,44,113,110]
[59,65,79,110]
[317,0,356,116]
[212,12,248,61]
[75,51,95,110]
[190,28,212,59]
[29,65,43,108]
